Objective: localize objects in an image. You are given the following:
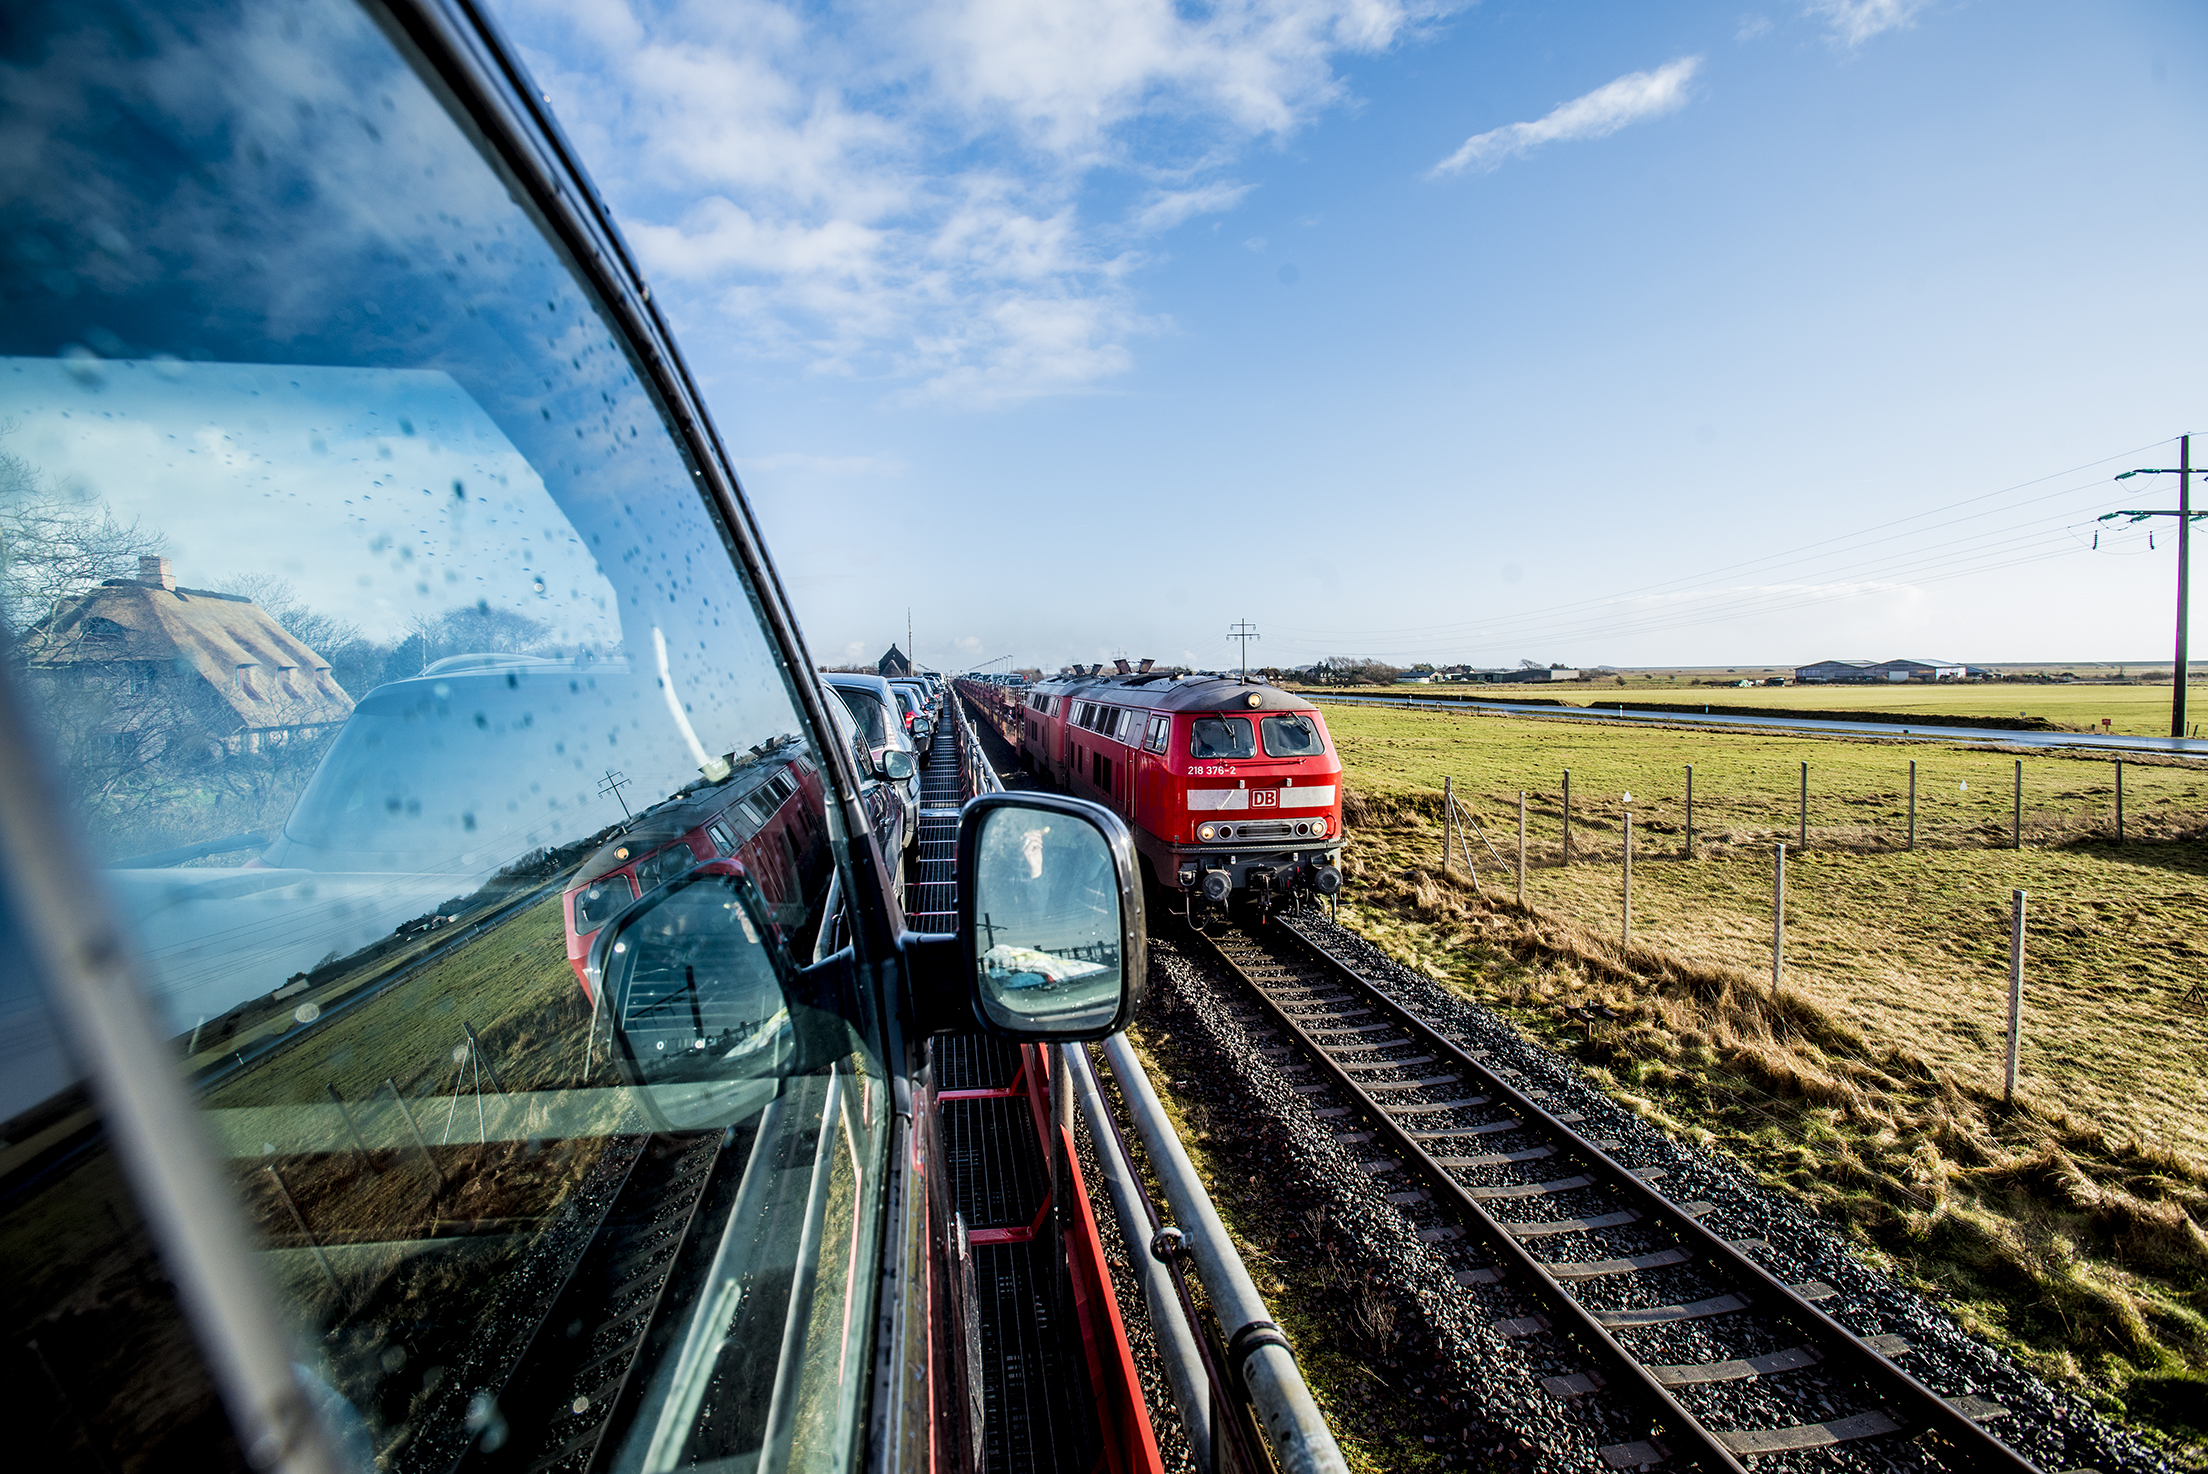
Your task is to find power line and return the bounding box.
[1272,435,2182,648]
[1226,619,1260,680]
[1287,508,2111,659]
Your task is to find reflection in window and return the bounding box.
[573,875,638,934]
[1189,717,1256,759]
[1261,713,1325,757]
[0,0,878,1469]
[604,874,791,1085]
[971,809,1121,1033]
[831,684,889,747]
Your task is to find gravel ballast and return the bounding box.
[1131,910,2173,1474]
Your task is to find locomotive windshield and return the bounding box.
[1191,716,1258,759]
[574,875,640,933]
[1261,713,1325,757]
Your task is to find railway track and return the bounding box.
[1184,914,2046,1474]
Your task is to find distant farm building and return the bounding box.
[1795,658,1878,684]
[20,557,355,757]
[1874,657,1965,682]
[876,644,912,678]
[1795,656,1965,684]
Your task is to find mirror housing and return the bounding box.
[878,748,916,782]
[584,859,858,1126]
[902,793,1146,1039]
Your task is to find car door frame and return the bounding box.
[0,3,935,1473]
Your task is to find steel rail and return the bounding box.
[1195,916,2044,1474]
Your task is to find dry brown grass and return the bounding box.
[1332,759,2208,1457]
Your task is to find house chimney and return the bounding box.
[1114,658,1131,674]
[140,555,175,590]
[1137,658,1154,673]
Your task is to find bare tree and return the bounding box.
[1315,655,1401,686]
[214,572,363,656]
[0,426,167,637]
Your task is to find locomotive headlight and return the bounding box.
[1245,692,1262,708]
[1197,823,1217,842]
[1311,817,1327,837]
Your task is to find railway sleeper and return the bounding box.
[1593,1292,1751,1328]
[1433,1145,1555,1169]
[1468,1173,1597,1200]
[1389,1095,1491,1114]
[1212,919,2045,1474]
[1411,1117,1521,1137]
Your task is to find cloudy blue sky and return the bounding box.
[485,0,2208,674]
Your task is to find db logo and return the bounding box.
[1250,788,1279,808]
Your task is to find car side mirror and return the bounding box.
[901,792,1144,1039]
[584,860,857,1126]
[878,748,916,781]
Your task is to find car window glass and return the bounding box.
[827,687,874,779]
[1261,713,1324,757]
[831,684,888,747]
[1190,717,1257,759]
[0,1,884,1469]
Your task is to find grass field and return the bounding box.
[207,894,588,1110]
[1318,700,2208,1456]
[1306,679,2208,737]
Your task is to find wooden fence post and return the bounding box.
[1516,792,1527,905]
[1907,760,1917,851]
[1771,843,1786,998]
[1798,761,1808,848]
[1684,764,1695,858]
[1562,769,1572,865]
[1442,775,1455,873]
[1622,812,1633,943]
[2013,759,2023,851]
[2006,889,2027,1105]
[2115,758,2124,844]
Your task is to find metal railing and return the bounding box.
[948,677,1345,1473]
[948,680,1005,800]
[1071,1039,1347,1474]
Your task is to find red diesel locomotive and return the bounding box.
[1009,663,1345,913]
[559,737,832,999]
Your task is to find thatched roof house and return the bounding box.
[21,557,354,754]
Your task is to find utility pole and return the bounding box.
[2105,435,2199,738]
[1227,619,1260,680]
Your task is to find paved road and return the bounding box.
[1307,692,2208,756]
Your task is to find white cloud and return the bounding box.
[490,0,1442,407]
[1736,13,1773,42]
[1132,181,1256,234]
[1431,55,1702,177]
[1804,0,1933,47]
[903,0,1437,160]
